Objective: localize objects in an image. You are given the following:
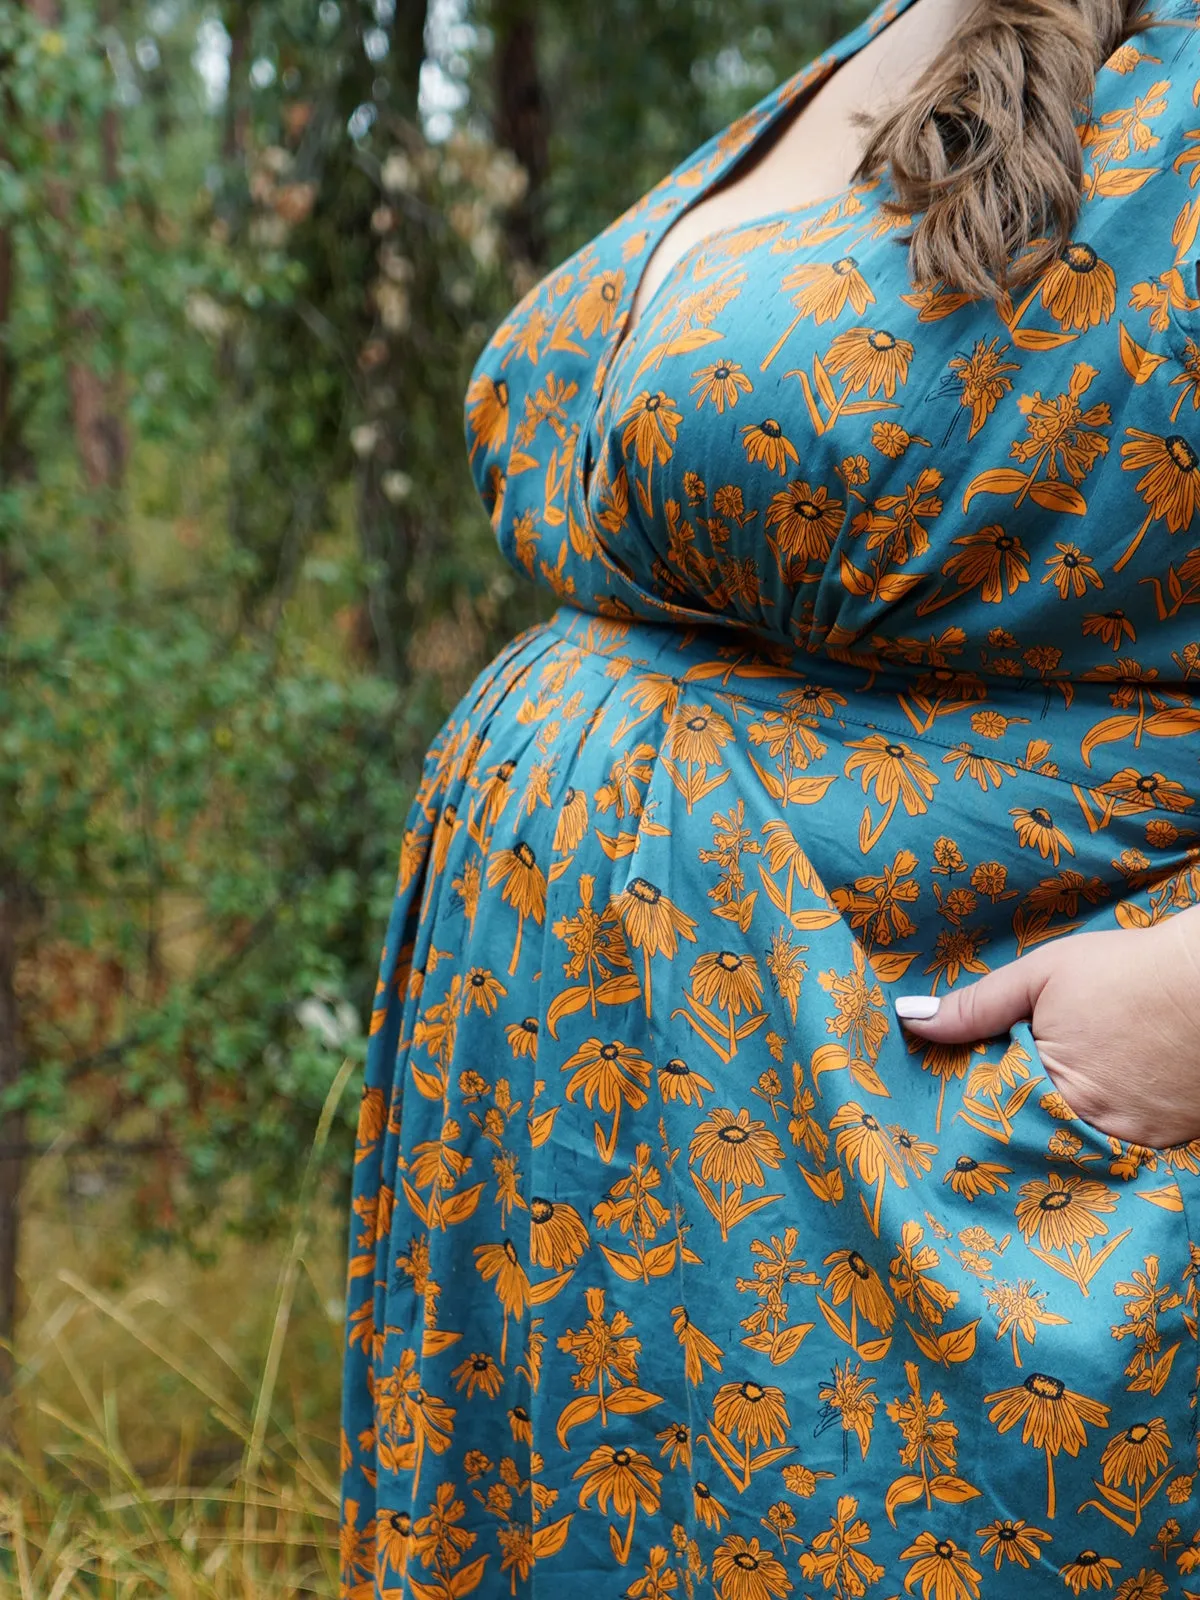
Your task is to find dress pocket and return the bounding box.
[934,1022,1200,1560]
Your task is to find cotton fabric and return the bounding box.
[341,3,1200,1594]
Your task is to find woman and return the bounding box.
[341,0,1200,1593]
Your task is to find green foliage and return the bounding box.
[0,0,869,1254]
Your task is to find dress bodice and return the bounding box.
[465,0,1200,690]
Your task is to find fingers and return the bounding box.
[895,952,1049,1043]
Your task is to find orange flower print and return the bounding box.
[872,421,921,457]
[573,1442,661,1564]
[529,1196,590,1270]
[486,841,548,973]
[657,1055,715,1104]
[846,735,938,852]
[712,1533,794,1600]
[975,1517,1051,1571]
[693,1479,730,1531]
[1010,806,1075,865]
[575,269,626,338]
[857,466,944,562]
[474,1239,530,1360]
[620,389,682,468]
[824,326,914,397]
[899,1530,982,1600]
[463,966,506,1015]
[946,337,1021,441]
[1117,428,1200,570]
[944,1155,1012,1200]
[672,1303,725,1386]
[1014,1172,1117,1251]
[846,735,938,816]
[1011,362,1110,486]
[1059,1550,1123,1593]
[690,1105,783,1188]
[1043,542,1103,598]
[656,1420,692,1469]
[765,480,844,570]
[465,371,510,459]
[711,1378,790,1449]
[781,255,875,324]
[1099,1419,1171,1489]
[1039,242,1117,331]
[559,1286,641,1389]
[819,943,890,1079]
[799,1495,885,1594]
[818,1362,878,1461]
[741,418,800,475]
[666,702,734,765]
[831,1104,907,1234]
[372,1504,415,1580]
[696,947,762,1012]
[561,1037,654,1162]
[986,1372,1110,1516]
[937,524,1030,605]
[1112,1573,1169,1600]
[691,359,754,412]
[613,875,698,1015]
[1097,768,1194,816]
[452,1350,505,1399]
[823,1247,896,1332]
[553,786,589,851]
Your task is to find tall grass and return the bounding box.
[0,1059,356,1598]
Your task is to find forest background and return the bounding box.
[0,0,871,1591]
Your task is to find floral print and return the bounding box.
[342,1,1200,1595]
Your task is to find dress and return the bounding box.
[341,2,1200,1593]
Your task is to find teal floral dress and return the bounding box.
[340,3,1200,1594]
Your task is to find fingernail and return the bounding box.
[895,996,941,1021]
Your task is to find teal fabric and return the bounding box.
[340,4,1200,1595]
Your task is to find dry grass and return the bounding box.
[0,1060,355,1598]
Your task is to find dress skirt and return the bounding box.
[339,603,1200,1599]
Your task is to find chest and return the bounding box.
[629,0,973,328]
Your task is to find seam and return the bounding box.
[541,614,1200,821]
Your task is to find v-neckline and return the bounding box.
[602,0,923,381]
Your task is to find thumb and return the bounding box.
[894,953,1048,1043]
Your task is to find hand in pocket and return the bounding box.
[894,905,1200,1149]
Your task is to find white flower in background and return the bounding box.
[485,150,528,209]
[250,213,289,249]
[374,279,410,332]
[185,291,231,338]
[471,223,499,268]
[381,150,417,194]
[295,989,359,1050]
[382,470,413,504]
[380,244,413,283]
[350,422,380,458]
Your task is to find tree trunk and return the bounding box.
[0,214,18,1411]
[393,0,429,120]
[25,0,126,494]
[222,2,253,164]
[0,880,24,1406]
[492,0,549,267]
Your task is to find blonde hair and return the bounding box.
[857,0,1149,298]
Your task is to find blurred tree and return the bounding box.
[0,0,874,1400]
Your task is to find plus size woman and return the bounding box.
[340,2,1200,1594]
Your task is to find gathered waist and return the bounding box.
[541,604,1200,805]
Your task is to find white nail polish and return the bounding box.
[895,996,941,1021]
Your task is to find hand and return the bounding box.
[894,904,1200,1149]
